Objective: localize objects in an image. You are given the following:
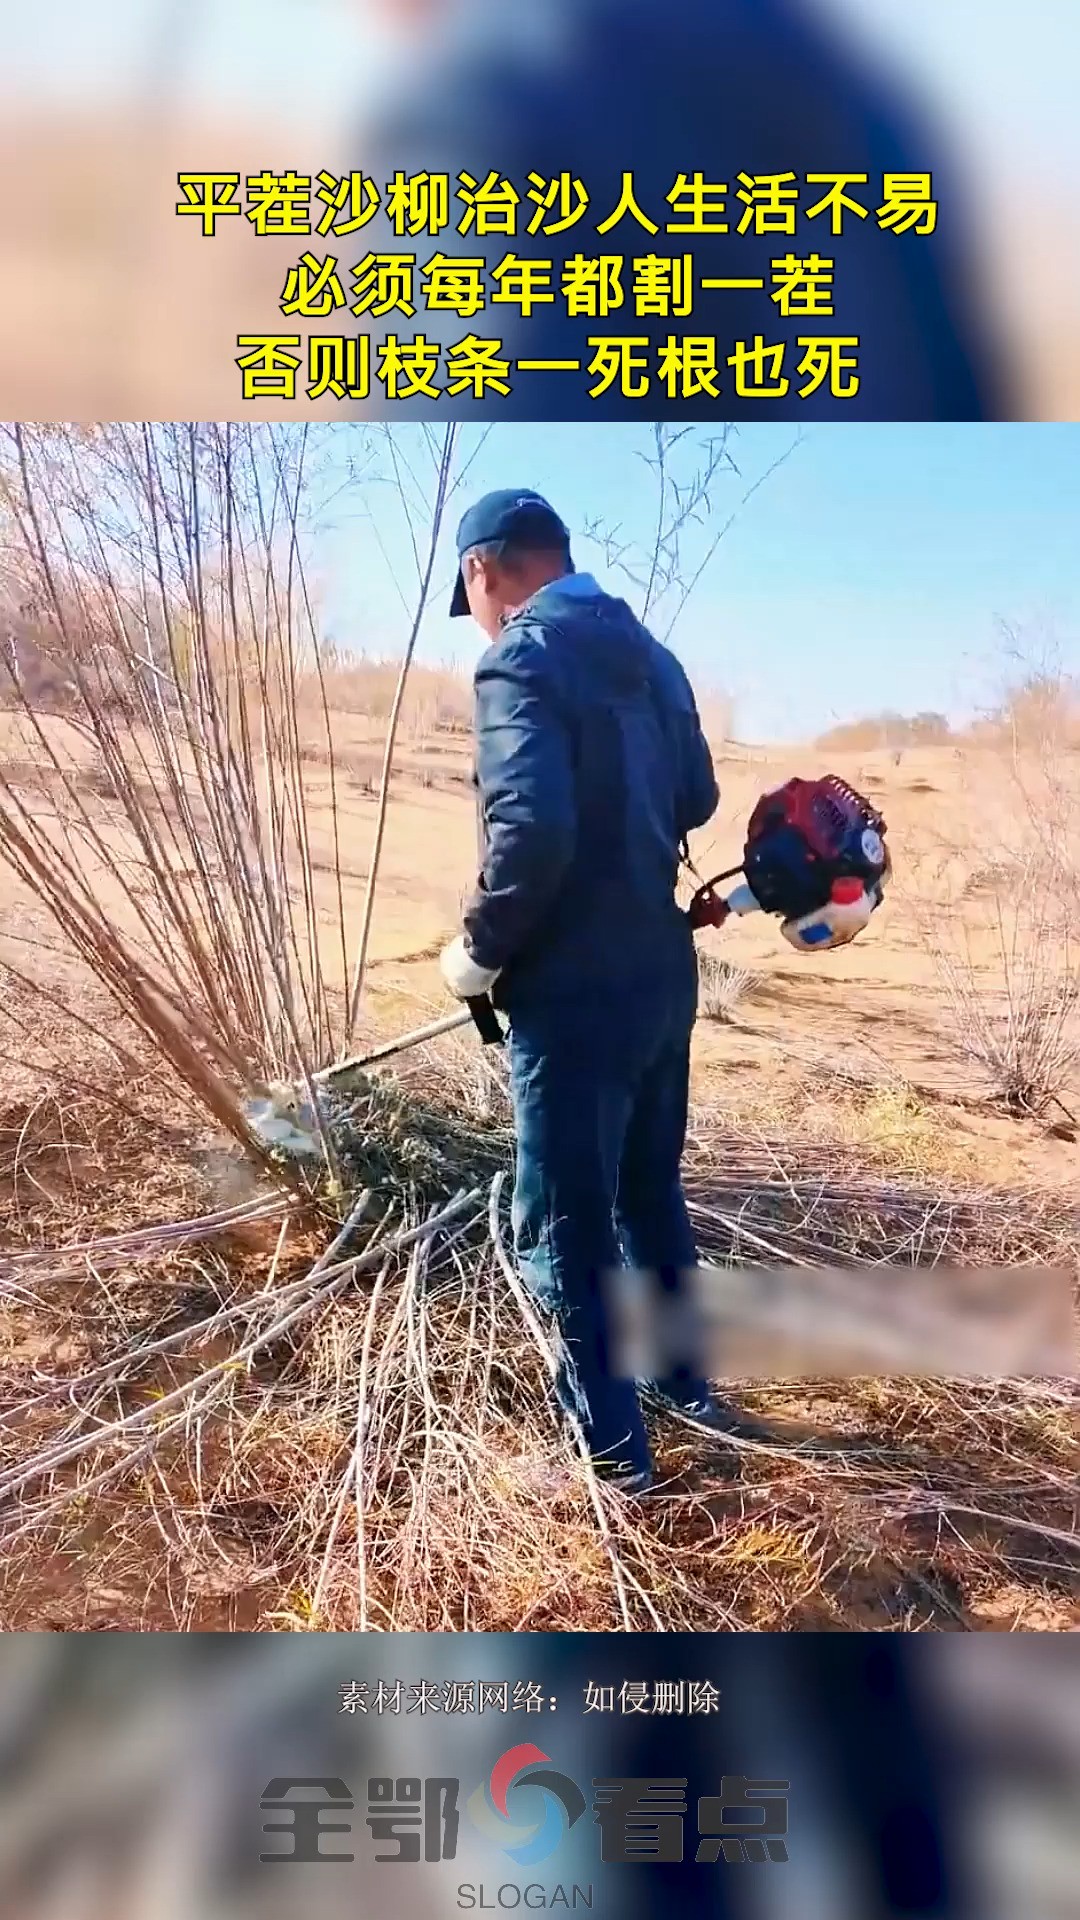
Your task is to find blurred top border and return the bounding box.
[0,0,1076,421]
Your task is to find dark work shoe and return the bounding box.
[643,1383,773,1441]
[593,1458,655,1499]
[606,1466,656,1499]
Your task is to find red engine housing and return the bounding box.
[746,775,885,864]
[743,775,888,920]
[688,775,890,930]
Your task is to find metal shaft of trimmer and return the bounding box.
[315,1008,474,1087]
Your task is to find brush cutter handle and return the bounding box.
[466,994,504,1046]
[689,862,747,931]
[688,882,732,931]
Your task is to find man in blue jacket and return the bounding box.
[440,487,726,1492]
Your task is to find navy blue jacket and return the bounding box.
[360,0,1010,421]
[463,575,719,1004]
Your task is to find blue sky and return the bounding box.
[316,422,1080,742]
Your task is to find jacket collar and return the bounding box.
[500,572,604,626]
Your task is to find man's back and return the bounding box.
[463,572,719,1003]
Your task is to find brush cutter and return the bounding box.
[243,773,889,1156]
[688,774,890,952]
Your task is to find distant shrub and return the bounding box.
[816,711,952,752]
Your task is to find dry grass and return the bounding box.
[0,1047,1076,1634]
[697,949,756,1022]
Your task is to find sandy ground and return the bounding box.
[2,712,1078,1188]
[2,708,1078,1633]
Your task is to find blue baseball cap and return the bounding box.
[449,489,571,616]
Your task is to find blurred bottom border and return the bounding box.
[0,1633,1075,1920]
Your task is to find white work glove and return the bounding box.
[440,934,500,1000]
[781,886,877,953]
